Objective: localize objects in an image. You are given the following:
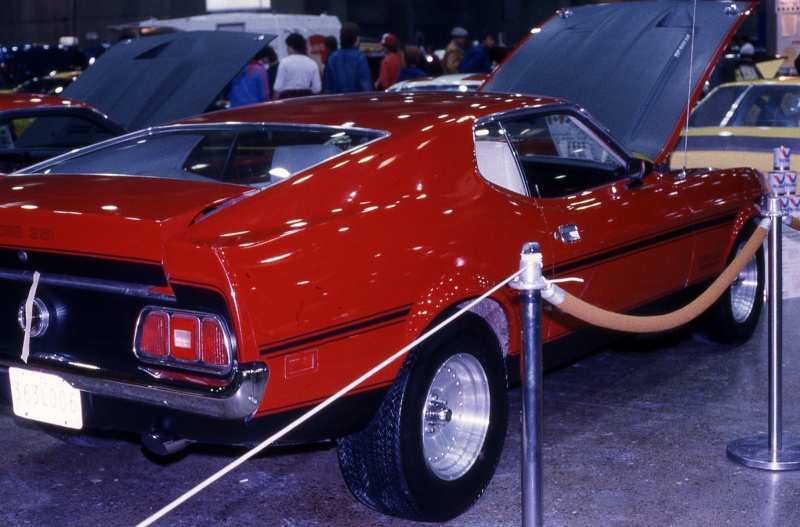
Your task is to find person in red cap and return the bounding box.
[376,33,404,90]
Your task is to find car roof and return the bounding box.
[61,31,274,131]
[0,92,95,111]
[388,73,487,93]
[177,91,568,133]
[483,0,756,165]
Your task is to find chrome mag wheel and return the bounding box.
[422,353,491,480]
[730,244,760,323]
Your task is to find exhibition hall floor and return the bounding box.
[502,298,800,527]
[2,300,799,526]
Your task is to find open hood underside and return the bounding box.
[483,0,756,165]
[62,31,274,131]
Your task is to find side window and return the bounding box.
[0,120,16,149]
[689,85,748,127]
[501,113,625,199]
[0,114,119,173]
[734,87,800,128]
[14,115,117,149]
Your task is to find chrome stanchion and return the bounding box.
[510,242,545,527]
[727,195,800,470]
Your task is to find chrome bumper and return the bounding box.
[0,360,269,421]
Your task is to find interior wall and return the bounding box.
[0,0,573,50]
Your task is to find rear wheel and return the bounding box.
[705,221,765,345]
[337,314,508,522]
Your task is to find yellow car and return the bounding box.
[672,78,800,176]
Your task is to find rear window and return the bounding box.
[20,125,382,187]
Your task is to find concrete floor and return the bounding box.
[1,300,799,526]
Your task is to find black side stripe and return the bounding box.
[550,212,737,277]
[260,304,413,357]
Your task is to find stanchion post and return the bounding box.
[510,242,545,527]
[727,195,800,470]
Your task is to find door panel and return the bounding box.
[494,110,695,340]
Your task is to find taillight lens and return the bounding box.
[170,315,200,362]
[139,311,169,357]
[135,308,232,375]
[201,318,228,366]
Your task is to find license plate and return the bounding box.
[9,367,83,430]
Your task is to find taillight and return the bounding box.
[135,308,232,375]
[139,311,169,357]
[170,314,200,361]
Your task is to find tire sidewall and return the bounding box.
[397,322,508,521]
[719,221,765,343]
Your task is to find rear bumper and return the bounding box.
[0,359,269,423]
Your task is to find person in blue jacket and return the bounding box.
[459,32,495,74]
[228,48,270,107]
[323,22,372,93]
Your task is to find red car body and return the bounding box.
[0,2,765,522]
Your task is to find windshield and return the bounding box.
[17,125,382,187]
[690,84,800,128]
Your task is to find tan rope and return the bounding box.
[550,222,769,333]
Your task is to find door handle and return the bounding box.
[558,223,581,243]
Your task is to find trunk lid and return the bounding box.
[0,174,248,263]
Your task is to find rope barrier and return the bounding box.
[542,219,770,333]
[134,266,526,527]
[135,213,778,526]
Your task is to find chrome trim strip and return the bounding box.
[0,268,175,301]
[1,361,269,420]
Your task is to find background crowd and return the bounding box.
[227,21,509,107]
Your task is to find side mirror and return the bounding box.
[624,158,652,189]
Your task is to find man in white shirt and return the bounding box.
[273,33,322,99]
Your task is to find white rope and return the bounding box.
[134,265,529,527]
[21,271,40,364]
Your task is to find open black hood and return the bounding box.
[62,31,274,131]
[483,1,755,165]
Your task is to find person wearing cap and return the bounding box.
[443,27,467,75]
[376,33,404,90]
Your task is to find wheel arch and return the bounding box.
[725,207,764,259]
[456,296,513,358]
[402,267,519,361]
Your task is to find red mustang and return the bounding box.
[0,2,763,522]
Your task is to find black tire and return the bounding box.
[337,313,508,522]
[705,221,765,345]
